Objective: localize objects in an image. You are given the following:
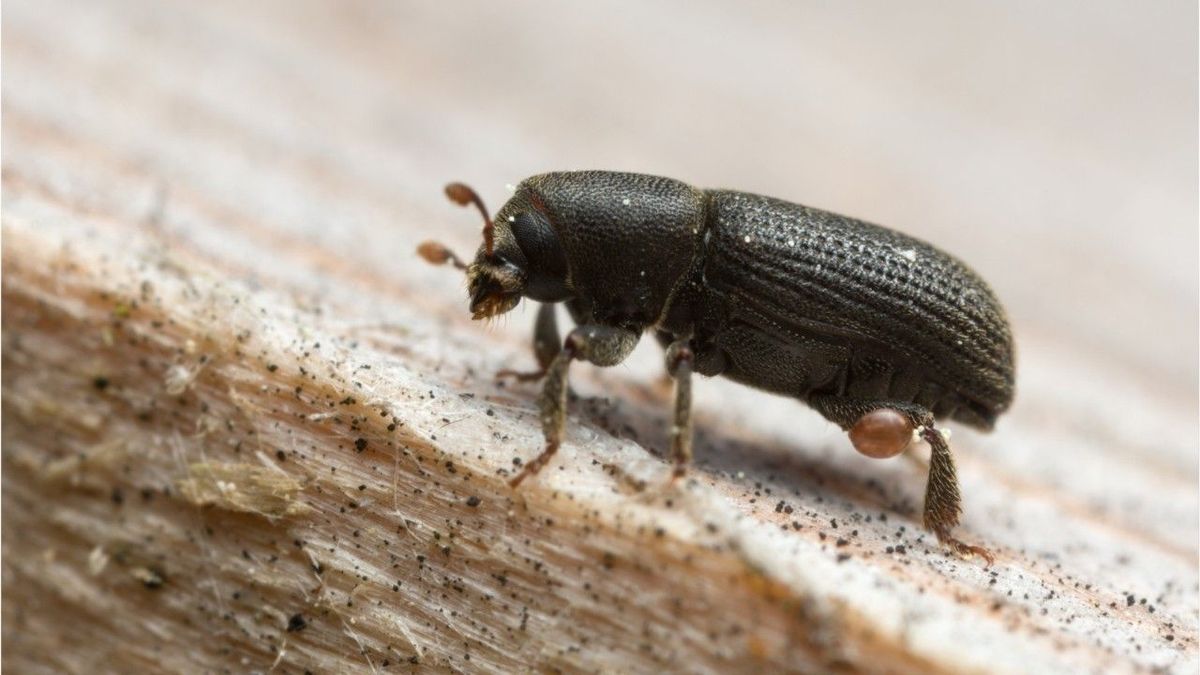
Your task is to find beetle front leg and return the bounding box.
[664,339,694,480]
[497,303,561,382]
[508,324,640,487]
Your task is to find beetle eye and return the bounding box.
[510,211,567,279]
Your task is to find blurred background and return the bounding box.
[10,2,1197,386]
[400,1,1199,398]
[15,1,1195,395]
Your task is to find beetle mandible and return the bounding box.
[419,171,1015,562]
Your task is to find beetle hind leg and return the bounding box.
[921,425,994,564]
[807,396,993,565]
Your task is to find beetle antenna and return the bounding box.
[417,240,467,270]
[444,182,494,257]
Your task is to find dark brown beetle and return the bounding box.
[420,171,1014,562]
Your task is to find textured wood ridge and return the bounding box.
[3,1,1197,673]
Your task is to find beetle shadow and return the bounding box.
[572,383,922,524]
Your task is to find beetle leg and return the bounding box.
[807,397,993,565]
[921,424,994,565]
[508,324,640,487]
[497,303,560,382]
[664,339,694,480]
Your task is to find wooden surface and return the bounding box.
[3,1,1197,673]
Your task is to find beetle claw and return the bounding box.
[940,535,995,566]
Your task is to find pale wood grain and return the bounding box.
[3,1,1197,673]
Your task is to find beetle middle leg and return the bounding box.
[497,303,561,382]
[508,324,639,487]
[664,339,694,480]
[808,396,993,564]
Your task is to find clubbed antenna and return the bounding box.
[444,182,494,257]
[416,241,467,270]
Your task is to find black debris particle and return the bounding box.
[354,438,368,452]
[93,376,110,391]
[465,496,481,508]
[287,613,308,632]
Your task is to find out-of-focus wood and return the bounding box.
[3,1,1196,673]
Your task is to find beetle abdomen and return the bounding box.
[698,190,1014,427]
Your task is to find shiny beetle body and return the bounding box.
[422,170,1015,562]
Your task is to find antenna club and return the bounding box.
[444,181,495,257]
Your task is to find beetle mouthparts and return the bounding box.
[470,291,520,320]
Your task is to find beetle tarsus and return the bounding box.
[508,439,560,488]
[935,532,995,566]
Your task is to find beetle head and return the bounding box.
[420,181,571,321]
